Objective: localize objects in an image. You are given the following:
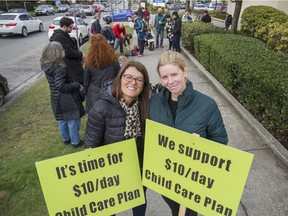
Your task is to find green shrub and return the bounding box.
[267,22,288,54]
[194,33,288,139]
[181,22,225,52]
[241,5,288,42]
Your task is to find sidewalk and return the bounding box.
[118,31,288,216]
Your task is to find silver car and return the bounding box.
[35,4,55,16]
[0,13,44,37]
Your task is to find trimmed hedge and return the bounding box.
[194,33,288,140]
[241,6,288,43]
[181,21,225,52]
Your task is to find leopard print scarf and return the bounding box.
[119,98,142,139]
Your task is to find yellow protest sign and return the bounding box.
[35,139,145,216]
[143,120,254,216]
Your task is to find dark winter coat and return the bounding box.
[83,62,120,112]
[42,64,85,121]
[149,81,228,145]
[84,81,144,167]
[201,14,212,23]
[91,20,101,34]
[172,17,182,36]
[50,29,84,83]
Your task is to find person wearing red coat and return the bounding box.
[113,23,127,54]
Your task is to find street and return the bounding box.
[0,7,224,107]
[0,13,94,106]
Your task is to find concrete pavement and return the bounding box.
[117,30,288,215]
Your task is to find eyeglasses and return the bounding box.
[123,74,144,84]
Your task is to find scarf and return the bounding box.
[119,98,142,139]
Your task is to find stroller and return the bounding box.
[144,30,155,51]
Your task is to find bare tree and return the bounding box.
[231,0,243,33]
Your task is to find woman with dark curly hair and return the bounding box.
[84,34,121,112]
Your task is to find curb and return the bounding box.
[180,45,288,167]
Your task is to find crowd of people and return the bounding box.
[42,7,228,215]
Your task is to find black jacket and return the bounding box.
[201,14,212,23]
[83,62,120,112]
[84,81,144,167]
[42,64,85,121]
[172,17,182,36]
[50,29,84,83]
[91,20,101,34]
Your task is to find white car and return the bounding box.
[82,5,95,16]
[48,16,89,45]
[194,3,206,10]
[0,13,44,37]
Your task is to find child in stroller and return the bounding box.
[144,28,155,51]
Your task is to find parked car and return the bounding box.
[82,5,95,16]
[0,73,9,107]
[0,10,5,14]
[180,3,186,9]
[35,4,55,16]
[194,3,206,10]
[7,8,28,14]
[208,2,224,11]
[66,8,86,19]
[48,16,89,45]
[102,9,133,22]
[0,13,44,37]
[58,4,70,13]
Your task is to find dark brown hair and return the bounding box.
[112,60,150,132]
[85,34,117,69]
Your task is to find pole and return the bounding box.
[6,0,8,11]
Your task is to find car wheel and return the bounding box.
[46,12,49,16]
[126,16,132,22]
[21,27,28,37]
[0,87,4,107]
[0,34,2,38]
[39,23,44,32]
[78,34,83,45]
[52,11,55,15]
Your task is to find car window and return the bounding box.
[0,15,17,20]
[27,15,34,20]
[77,19,85,25]
[52,20,60,25]
[19,14,29,21]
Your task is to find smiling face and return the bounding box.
[121,66,144,104]
[159,64,188,101]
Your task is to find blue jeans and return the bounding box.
[114,38,124,54]
[58,119,81,145]
[156,28,164,46]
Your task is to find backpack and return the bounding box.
[141,19,148,33]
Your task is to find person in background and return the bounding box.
[91,13,101,34]
[50,17,84,85]
[84,60,150,216]
[135,6,144,19]
[101,16,115,47]
[118,55,128,68]
[41,42,85,148]
[143,7,150,25]
[133,14,146,57]
[149,51,228,216]
[225,14,233,30]
[171,11,182,53]
[165,14,173,50]
[154,7,166,48]
[113,23,127,55]
[181,9,192,22]
[201,10,212,23]
[84,34,120,112]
